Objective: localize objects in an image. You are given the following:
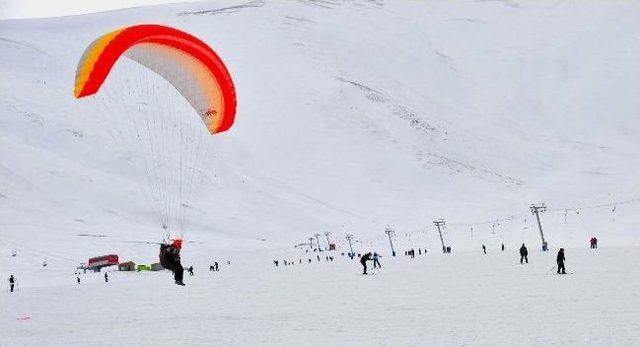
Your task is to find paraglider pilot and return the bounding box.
[160,239,185,286]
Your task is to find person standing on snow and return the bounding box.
[557,248,566,274]
[520,243,528,263]
[104,272,109,283]
[501,243,505,251]
[159,239,185,286]
[372,252,382,269]
[360,252,372,275]
[77,277,81,284]
[8,275,15,292]
[482,244,487,254]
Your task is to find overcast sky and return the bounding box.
[0,0,197,20]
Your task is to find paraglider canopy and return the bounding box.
[73,24,237,241]
[74,24,237,134]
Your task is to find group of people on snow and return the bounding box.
[7,235,595,291]
[359,252,383,275]
[404,248,427,258]
[274,255,336,267]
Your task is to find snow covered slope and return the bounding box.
[4,247,640,346]
[1,0,639,267]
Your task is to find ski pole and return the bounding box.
[545,265,557,275]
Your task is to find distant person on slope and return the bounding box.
[373,252,382,269]
[556,248,566,274]
[360,252,372,275]
[501,243,505,251]
[482,244,487,254]
[160,239,185,286]
[8,275,15,292]
[520,243,528,263]
[104,272,108,283]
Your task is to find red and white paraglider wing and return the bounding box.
[74,24,236,134]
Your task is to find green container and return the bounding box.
[137,264,151,272]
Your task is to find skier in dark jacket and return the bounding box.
[160,239,185,286]
[520,243,528,263]
[8,275,15,292]
[482,244,487,254]
[557,248,566,274]
[360,252,372,275]
[104,272,108,283]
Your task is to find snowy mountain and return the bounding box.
[1,0,639,266]
[2,1,640,346]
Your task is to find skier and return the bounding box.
[519,243,528,263]
[274,260,279,267]
[77,277,81,284]
[214,262,219,271]
[360,252,372,275]
[188,266,194,276]
[104,272,109,283]
[482,244,487,254]
[159,239,185,286]
[373,252,382,269]
[557,248,566,274]
[501,243,505,251]
[8,275,15,292]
